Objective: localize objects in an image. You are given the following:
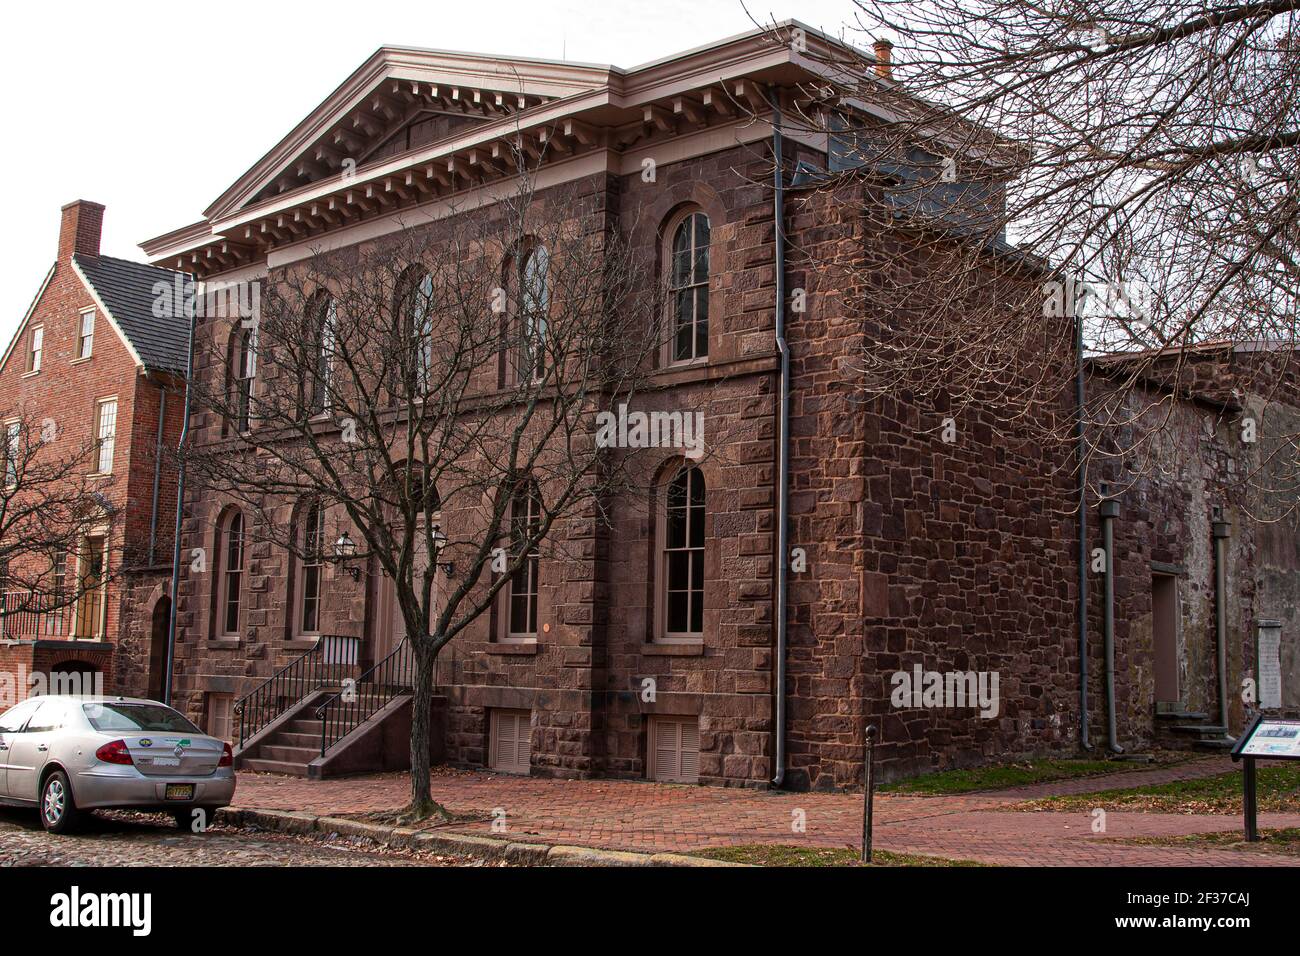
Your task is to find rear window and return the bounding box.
[83,702,201,734]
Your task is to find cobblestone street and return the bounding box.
[0,808,502,867]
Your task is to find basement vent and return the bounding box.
[648,716,700,783]
[489,709,532,775]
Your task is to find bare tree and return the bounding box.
[181,161,677,817]
[0,408,117,640]
[750,3,1300,499]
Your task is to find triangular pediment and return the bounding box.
[206,47,614,221]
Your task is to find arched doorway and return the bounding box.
[147,596,171,701]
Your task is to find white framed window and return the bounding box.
[297,500,325,636]
[4,420,19,488]
[658,465,705,641]
[26,326,44,373]
[219,509,245,637]
[77,309,95,359]
[668,212,710,364]
[520,246,549,381]
[501,481,540,641]
[94,399,117,474]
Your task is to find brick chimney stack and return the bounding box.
[58,199,105,261]
[873,39,894,81]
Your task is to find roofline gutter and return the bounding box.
[162,293,197,706]
[771,89,791,789]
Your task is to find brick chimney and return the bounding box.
[873,39,894,81]
[58,199,105,261]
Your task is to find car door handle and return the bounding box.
[0,744,8,751]
[36,744,48,751]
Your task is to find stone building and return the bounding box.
[0,200,188,703]
[143,22,1300,788]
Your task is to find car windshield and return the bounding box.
[83,702,201,734]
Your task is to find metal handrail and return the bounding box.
[234,634,354,747]
[316,638,415,756]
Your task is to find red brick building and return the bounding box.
[0,200,188,702]
[145,23,1300,787]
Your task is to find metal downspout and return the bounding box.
[771,92,791,787]
[1076,312,1090,749]
[1100,489,1124,753]
[1213,508,1231,729]
[148,385,166,565]
[163,296,197,706]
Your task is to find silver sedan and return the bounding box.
[0,695,236,834]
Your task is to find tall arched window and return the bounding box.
[231,325,256,432]
[660,465,705,640]
[520,246,549,380]
[397,268,434,394]
[505,480,541,640]
[305,292,337,416]
[218,509,245,637]
[669,212,710,363]
[297,500,326,636]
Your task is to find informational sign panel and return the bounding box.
[1257,621,1283,710]
[1234,717,1300,759]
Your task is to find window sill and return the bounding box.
[209,638,241,649]
[487,642,539,655]
[21,370,39,379]
[70,356,92,366]
[285,638,320,651]
[643,641,704,656]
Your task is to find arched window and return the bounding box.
[505,480,541,640]
[297,500,326,636]
[305,292,337,416]
[669,212,710,363]
[520,246,549,380]
[397,268,434,393]
[230,324,256,432]
[218,509,245,637]
[660,465,705,640]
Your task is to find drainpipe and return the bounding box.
[148,384,167,565]
[1075,308,1090,750]
[1099,486,1124,753]
[770,89,791,788]
[1212,507,1231,729]
[163,292,198,706]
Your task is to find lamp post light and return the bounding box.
[431,524,454,576]
[334,531,360,581]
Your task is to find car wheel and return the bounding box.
[39,770,81,834]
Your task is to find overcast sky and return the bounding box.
[0,0,862,345]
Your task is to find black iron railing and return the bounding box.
[316,639,415,757]
[234,634,356,748]
[0,591,71,638]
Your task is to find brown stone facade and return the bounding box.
[160,39,1300,790]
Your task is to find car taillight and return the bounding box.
[95,739,133,765]
[218,742,233,767]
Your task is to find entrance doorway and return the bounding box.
[1152,574,1180,704]
[148,596,171,701]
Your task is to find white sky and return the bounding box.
[0,0,861,344]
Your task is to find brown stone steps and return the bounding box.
[258,744,319,764]
[240,758,311,777]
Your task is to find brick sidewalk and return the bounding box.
[232,758,1300,866]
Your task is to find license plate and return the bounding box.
[165,784,195,801]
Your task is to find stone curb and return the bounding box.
[218,807,748,867]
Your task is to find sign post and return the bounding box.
[1230,713,1300,842]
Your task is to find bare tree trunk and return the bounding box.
[406,637,446,820]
